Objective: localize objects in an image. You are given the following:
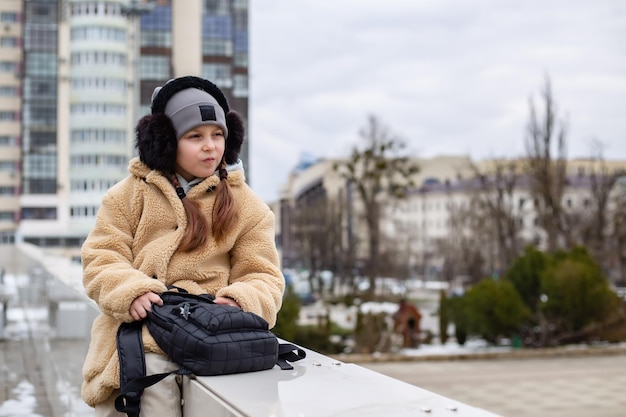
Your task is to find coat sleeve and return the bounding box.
[81,178,167,321]
[216,199,285,328]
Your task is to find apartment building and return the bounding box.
[0,1,22,244]
[279,155,626,280]
[276,155,476,269]
[0,0,248,253]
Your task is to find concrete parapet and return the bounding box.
[184,343,503,417]
[46,278,93,339]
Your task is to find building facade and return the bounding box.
[0,0,23,244]
[0,0,248,253]
[279,155,626,282]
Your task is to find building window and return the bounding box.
[140,55,170,79]
[25,52,57,76]
[234,51,247,67]
[0,212,16,222]
[24,78,56,99]
[24,104,56,125]
[23,179,56,194]
[71,179,117,192]
[0,111,18,121]
[0,61,19,75]
[21,207,57,220]
[71,77,127,92]
[1,12,19,23]
[141,30,172,47]
[71,51,127,66]
[140,3,172,33]
[24,27,56,49]
[202,38,232,56]
[70,26,126,42]
[0,186,16,195]
[70,103,125,116]
[0,136,18,146]
[24,154,56,177]
[71,129,126,144]
[209,20,232,39]
[70,205,98,218]
[0,37,19,47]
[30,131,56,149]
[70,154,127,168]
[203,15,232,47]
[234,28,247,53]
[202,63,231,87]
[233,10,247,30]
[204,0,229,15]
[28,3,56,22]
[0,232,15,244]
[0,85,19,96]
[0,161,17,174]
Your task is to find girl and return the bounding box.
[80,76,284,416]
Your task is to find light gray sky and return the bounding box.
[248,0,626,202]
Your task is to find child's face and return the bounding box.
[175,124,226,181]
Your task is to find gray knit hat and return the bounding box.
[161,87,228,139]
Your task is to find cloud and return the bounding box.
[249,0,626,202]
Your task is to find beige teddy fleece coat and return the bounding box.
[80,157,284,407]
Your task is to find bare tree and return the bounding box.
[569,141,626,274]
[612,187,626,284]
[291,194,351,298]
[334,115,420,298]
[436,161,527,285]
[473,160,525,270]
[383,217,422,281]
[524,77,571,251]
[291,199,326,295]
[436,187,489,284]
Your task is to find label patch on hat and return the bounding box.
[199,105,217,121]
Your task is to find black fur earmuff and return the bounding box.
[136,76,245,174]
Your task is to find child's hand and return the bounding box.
[213,296,241,309]
[130,292,163,321]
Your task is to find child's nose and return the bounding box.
[202,139,215,150]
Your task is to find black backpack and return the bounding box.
[115,289,306,417]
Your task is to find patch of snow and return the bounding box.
[0,380,44,417]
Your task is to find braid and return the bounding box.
[171,175,208,251]
[171,175,186,199]
[212,161,238,241]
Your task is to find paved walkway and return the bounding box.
[361,353,626,417]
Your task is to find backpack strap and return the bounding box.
[276,343,307,370]
[114,321,170,417]
[115,321,147,417]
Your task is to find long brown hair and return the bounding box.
[174,161,238,251]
